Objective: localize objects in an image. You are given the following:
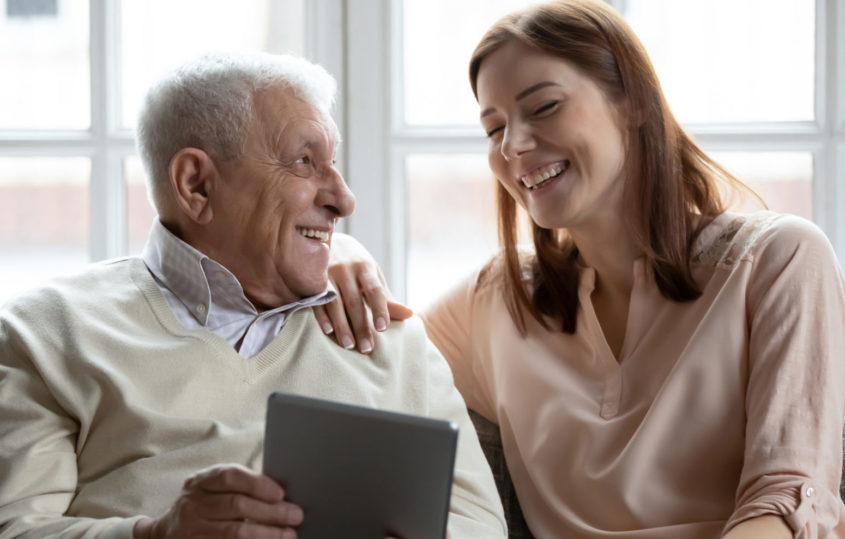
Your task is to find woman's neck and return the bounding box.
[569,215,641,296]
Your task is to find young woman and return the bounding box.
[316,1,845,536]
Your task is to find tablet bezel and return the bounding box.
[263,391,459,539]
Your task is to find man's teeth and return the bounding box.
[521,164,565,190]
[297,227,330,242]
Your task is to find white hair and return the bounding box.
[135,51,337,213]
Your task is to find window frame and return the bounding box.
[340,0,845,301]
[0,0,329,262]
[0,0,842,303]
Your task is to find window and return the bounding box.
[0,0,307,303]
[2,0,843,309]
[341,0,845,308]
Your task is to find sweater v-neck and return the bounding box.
[129,258,307,379]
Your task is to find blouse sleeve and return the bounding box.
[724,215,845,537]
[420,267,497,421]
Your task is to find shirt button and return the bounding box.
[196,304,207,314]
[805,487,815,497]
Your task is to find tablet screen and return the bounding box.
[263,392,459,539]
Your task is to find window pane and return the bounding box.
[402,0,536,127]
[0,158,90,305]
[406,154,499,309]
[625,0,814,123]
[0,0,89,129]
[120,0,306,128]
[711,152,813,220]
[125,156,156,255]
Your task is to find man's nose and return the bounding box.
[501,122,536,161]
[321,168,356,218]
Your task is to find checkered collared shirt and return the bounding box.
[141,220,336,359]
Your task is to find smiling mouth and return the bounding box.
[296,227,330,243]
[520,160,570,190]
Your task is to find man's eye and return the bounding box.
[295,156,311,165]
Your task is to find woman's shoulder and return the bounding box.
[693,211,831,268]
[474,248,537,294]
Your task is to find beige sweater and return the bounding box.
[0,258,506,538]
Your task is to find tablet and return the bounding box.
[263,391,459,539]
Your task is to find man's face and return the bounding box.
[210,86,355,309]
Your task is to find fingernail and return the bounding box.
[289,505,304,524]
[321,322,334,335]
[359,338,372,354]
[375,317,387,331]
[342,335,355,349]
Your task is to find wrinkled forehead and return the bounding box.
[254,86,341,148]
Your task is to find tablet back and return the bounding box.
[263,392,459,539]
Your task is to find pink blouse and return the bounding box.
[421,212,845,538]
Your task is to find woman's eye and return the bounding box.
[294,156,311,165]
[534,101,559,115]
[486,126,503,138]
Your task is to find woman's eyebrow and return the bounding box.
[480,81,562,118]
[515,81,561,101]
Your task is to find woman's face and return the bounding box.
[476,40,628,231]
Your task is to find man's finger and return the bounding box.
[220,520,298,539]
[190,465,285,504]
[198,493,304,528]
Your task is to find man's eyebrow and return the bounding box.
[479,81,562,119]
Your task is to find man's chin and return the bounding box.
[293,275,330,300]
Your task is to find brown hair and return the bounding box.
[469,0,751,334]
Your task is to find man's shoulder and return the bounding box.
[2,257,142,318]
[371,315,429,350]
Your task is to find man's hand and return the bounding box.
[133,464,303,539]
[315,233,413,354]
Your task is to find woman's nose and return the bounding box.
[501,122,537,161]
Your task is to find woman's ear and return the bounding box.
[168,148,217,225]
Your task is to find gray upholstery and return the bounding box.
[469,410,534,538]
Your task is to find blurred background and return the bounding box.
[0,0,840,308]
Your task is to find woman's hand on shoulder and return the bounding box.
[314,233,413,354]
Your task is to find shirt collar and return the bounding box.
[141,219,336,325]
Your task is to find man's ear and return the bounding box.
[168,148,217,225]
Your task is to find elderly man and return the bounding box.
[0,52,506,539]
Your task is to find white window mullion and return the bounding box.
[89,0,127,261]
[813,0,835,250]
[305,0,346,178]
[89,0,110,261]
[834,0,844,133]
[388,145,408,300]
[344,0,394,284]
[105,0,127,258]
[834,0,845,258]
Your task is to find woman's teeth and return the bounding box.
[521,162,567,190]
[296,227,330,242]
